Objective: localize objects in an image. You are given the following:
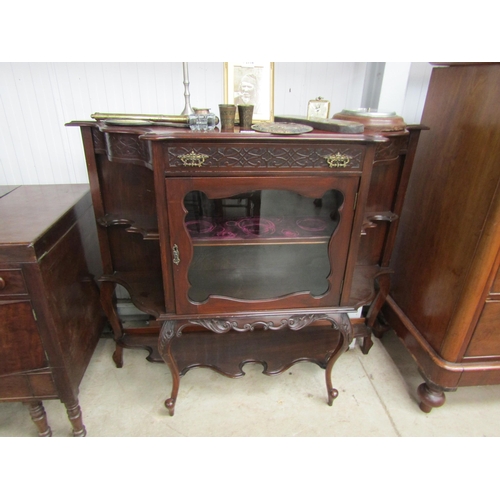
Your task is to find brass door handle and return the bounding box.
[172,245,180,265]
[178,151,210,167]
[324,153,351,168]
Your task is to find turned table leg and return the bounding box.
[417,382,446,413]
[25,400,52,437]
[64,399,87,437]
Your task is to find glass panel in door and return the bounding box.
[183,188,345,302]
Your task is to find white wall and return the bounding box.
[378,62,432,124]
[0,62,430,186]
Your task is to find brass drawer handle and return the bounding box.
[172,245,180,265]
[0,277,5,290]
[178,151,210,167]
[324,153,351,168]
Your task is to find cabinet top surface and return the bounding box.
[67,121,389,144]
[0,184,90,249]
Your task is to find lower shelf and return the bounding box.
[169,325,344,378]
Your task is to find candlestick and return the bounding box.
[181,62,194,116]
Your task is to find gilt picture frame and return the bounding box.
[224,62,274,122]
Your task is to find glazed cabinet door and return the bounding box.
[165,175,359,314]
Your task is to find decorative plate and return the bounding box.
[104,119,154,126]
[251,122,313,135]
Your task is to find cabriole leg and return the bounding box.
[325,313,352,406]
[158,320,181,416]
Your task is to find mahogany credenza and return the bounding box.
[68,119,423,414]
[383,63,500,412]
[0,184,105,436]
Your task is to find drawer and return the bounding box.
[465,301,500,358]
[0,269,27,296]
[0,371,57,400]
[163,143,366,175]
[0,300,48,376]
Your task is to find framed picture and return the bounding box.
[307,97,330,120]
[224,62,274,122]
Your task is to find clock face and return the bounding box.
[307,100,330,120]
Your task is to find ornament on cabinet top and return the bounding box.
[307,97,330,120]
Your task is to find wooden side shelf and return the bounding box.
[100,271,165,318]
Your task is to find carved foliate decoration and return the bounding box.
[166,145,364,170]
[91,128,106,154]
[105,133,152,168]
[159,313,352,342]
[159,320,177,350]
[190,315,329,334]
[374,135,409,162]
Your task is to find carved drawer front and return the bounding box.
[0,270,27,296]
[374,135,409,162]
[104,132,152,167]
[164,143,365,174]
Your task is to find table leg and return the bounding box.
[64,399,87,437]
[159,320,181,416]
[325,313,352,405]
[417,382,446,413]
[25,400,52,437]
[100,281,124,368]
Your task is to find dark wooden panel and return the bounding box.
[0,184,91,263]
[34,205,105,393]
[0,269,27,296]
[390,64,500,354]
[171,326,343,377]
[365,157,403,213]
[97,156,158,230]
[465,301,500,358]
[0,184,105,435]
[356,223,390,266]
[0,371,57,400]
[28,372,58,398]
[0,373,32,399]
[0,300,48,376]
[456,365,500,386]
